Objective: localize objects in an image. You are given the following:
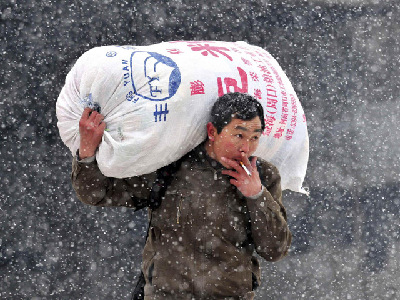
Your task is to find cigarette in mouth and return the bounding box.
[240,161,251,176]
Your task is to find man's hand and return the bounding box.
[79,107,106,159]
[221,153,262,198]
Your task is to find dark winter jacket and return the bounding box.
[71,144,292,300]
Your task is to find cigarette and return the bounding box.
[240,161,251,176]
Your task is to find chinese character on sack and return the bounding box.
[280,114,288,125]
[252,58,264,63]
[286,129,294,140]
[217,67,248,96]
[263,115,276,136]
[274,127,285,139]
[167,49,183,54]
[190,80,205,95]
[263,128,272,136]
[291,115,297,127]
[245,51,257,57]
[250,72,259,81]
[254,89,262,100]
[241,58,252,65]
[258,65,269,73]
[265,115,276,126]
[188,43,233,61]
[154,104,169,122]
[266,97,278,114]
[262,73,273,84]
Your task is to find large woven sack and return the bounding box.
[56,41,309,193]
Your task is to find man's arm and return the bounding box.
[245,161,292,262]
[71,108,156,209]
[221,155,292,261]
[71,154,156,208]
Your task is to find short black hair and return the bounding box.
[210,92,265,134]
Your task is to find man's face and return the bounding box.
[208,117,263,169]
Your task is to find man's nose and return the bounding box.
[240,140,250,154]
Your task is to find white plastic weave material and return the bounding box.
[56,41,309,194]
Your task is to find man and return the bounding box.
[72,92,291,300]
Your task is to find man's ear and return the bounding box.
[206,122,217,141]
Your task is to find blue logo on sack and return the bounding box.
[130,51,181,101]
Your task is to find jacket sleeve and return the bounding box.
[71,155,157,209]
[245,161,292,262]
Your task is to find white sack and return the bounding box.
[56,41,309,194]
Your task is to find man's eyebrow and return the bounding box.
[235,126,263,133]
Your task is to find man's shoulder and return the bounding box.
[256,158,280,179]
[180,142,208,164]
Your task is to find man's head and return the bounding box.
[210,92,265,133]
[206,93,265,168]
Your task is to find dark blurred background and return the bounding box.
[1,0,399,299]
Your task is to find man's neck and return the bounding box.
[204,140,216,161]
[202,140,225,170]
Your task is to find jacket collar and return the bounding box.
[190,141,225,171]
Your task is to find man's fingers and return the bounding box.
[94,113,105,125]
[241,152,252,169]
[240,152,249,163]
[230,179,239,188]
[97,122,107,133]
[251,156,257,169]
[88,110,99,122]
[221,169,239,179]
[221,157,240,170]
[81,107,92,121]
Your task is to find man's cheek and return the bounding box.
[224,141,236,151]
[225,142,237,150]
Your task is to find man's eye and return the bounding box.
[252,136,259,141]
[236,134,243,138]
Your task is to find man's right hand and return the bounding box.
[79,107,106,159]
